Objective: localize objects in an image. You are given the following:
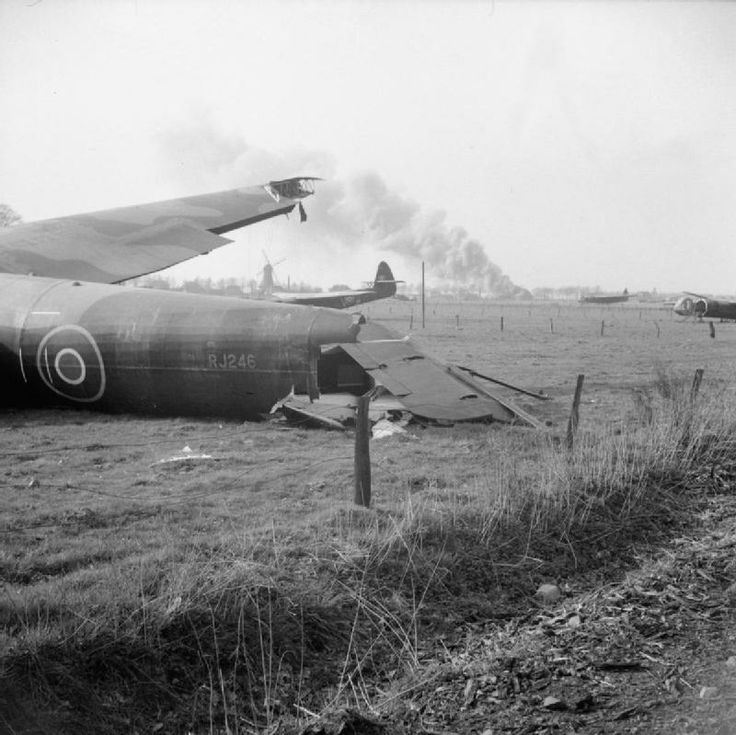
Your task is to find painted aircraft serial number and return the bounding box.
[207,352,257,369]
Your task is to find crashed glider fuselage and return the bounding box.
[0,177,540,426]
[0,177,362,418]
[0,273,358,418]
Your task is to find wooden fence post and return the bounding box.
[654,321,660,338]
[709,322,716,339]
[690,368,704,402]
[500,316,504,332]
[550,318,554,333]
[354,394,371,507]
[456,314,460,329]
[421,261,426,329]
[409,312,413,330]
[600,320,605,337]
[565,374,585,451]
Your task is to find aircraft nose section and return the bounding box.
[307,307,361,345]
[673,296,693,316]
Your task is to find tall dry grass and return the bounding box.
[2,371,735,733]
[378,370,734,562]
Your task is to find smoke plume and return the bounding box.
[157,118,523,296]
[311,173,521,296]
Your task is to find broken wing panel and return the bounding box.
[0,223,233,283]
[339,340,527,424]
[0,179,312,283]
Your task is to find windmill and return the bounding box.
[258,251,287,297]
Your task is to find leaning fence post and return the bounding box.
[565,374,585,451]
[709,322,716,339]
[690,368,704,402]
[354,394,371,507]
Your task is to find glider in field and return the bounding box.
[578,289,629,305]
[0,177,542,428]
[673,292,736,321]
[262,260,401,309]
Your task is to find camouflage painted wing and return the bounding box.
[0,178,318,283]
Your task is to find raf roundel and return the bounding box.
[36,325,106,402]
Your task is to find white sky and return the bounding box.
[1,0,735,294]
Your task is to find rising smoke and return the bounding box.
[311,173,522,296]
[157,118,523,296]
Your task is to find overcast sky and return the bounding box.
[1,0,735,294]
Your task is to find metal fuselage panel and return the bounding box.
[707,300,736,320]
[0,274,358,418]
[673,295,736,320]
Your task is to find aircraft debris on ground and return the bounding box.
[0,178,544,430]
[673,292,736,320]
[273,322,546,431]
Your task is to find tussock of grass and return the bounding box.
[381,373,734,566]
[2,372,736,732]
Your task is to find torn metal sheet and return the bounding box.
[455,365,551,401]
[274,393,350,430]
[336,339,542,426]
[277,336,545,429]
[274,390,407,430]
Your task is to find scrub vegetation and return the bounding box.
[1,300,735,733]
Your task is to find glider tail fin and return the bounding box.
[373,261,398,299]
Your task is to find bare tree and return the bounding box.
[0,204,22,228]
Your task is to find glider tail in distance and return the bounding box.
[271,261,402,309]
[371,260,400,300]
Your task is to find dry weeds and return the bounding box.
[1,300,735,734]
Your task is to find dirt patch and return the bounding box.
[370,493,735,734]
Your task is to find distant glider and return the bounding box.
[579,289,629,305]
[268,261,401,309]
[673,292,736,320]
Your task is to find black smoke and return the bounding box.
[157,119,522,296]
[311,173,521,296]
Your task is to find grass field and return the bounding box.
[2,299,735,733]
